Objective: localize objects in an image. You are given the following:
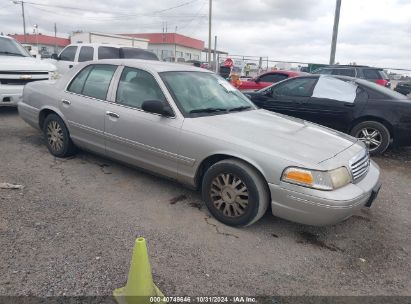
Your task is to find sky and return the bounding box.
[1,0,411,71]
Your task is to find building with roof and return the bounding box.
[71,32,148,49]
[9,34,70,57]
[122,33,205,62]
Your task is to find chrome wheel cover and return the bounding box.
[46,120,64,152]
[210,173,249,218]
[355,128,382,152]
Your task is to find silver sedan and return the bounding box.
[18,59,382,226]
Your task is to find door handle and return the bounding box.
[344,103,355,107]
[69,65,73,68]
[61,99,71,105]
[106,111,120,118]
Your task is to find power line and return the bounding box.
[23,0,201,17]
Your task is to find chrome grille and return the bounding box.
[349,150,370,182]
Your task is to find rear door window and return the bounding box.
[78,46,94,62]
[59,46,77,61]
[67,65,93,94]
[67,64,117,100]
[312,76,357,103]
[98,47,120,59]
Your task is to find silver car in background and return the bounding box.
[18,59,382,227]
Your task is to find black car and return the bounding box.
[313,65,391,88]
[246,75,411,155]
[394,81,411,96]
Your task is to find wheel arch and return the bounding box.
[194,153,269,190]
[38,106,68,131]
[349,116,394,138]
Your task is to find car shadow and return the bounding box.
[0,107,18,116]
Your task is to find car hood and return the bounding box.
[0,55,56,72]
[185,109,358,166]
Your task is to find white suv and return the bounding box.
[50,43,159,75]
[0,35,57,107]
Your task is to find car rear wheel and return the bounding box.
[43,114,76,157]
[351,121,390,155]
[201,159,269,227]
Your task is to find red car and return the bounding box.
[234,70,306,91]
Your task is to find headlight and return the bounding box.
[281,167,352,190]
[49,71,60,80]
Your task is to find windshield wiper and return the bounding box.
[0,51,25,57]
[189,107,228,114]
[228,106,252,112]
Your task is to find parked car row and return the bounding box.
[244,75,411,155]
[394,81,411,96]
[232,70,306,91]
[18,59,383,227]
[0,35,57,107]
[312,65,392,88]
[5,35,410,228]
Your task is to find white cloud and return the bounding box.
[2,0,411,70]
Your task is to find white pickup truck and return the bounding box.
[0,35,57,107]
[49,43,159,75]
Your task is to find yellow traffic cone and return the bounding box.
[113,237,164,304]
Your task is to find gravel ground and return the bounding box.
[0,108,410,297]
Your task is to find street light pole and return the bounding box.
[329,0,342,65]
[12,1,27,43]
[208,0,212,68]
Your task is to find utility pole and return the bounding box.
[12,1,27,43]
[175,26,177,63]
[54,23,57,54]
[329,0,342,65]
[208,0,212,68]
[214,35,217,73]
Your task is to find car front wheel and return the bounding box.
[201,159,269,227]
[43,114,76,157]
[351,121,390,155]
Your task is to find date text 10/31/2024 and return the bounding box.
[149,296,257,303]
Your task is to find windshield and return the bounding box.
[0,37,31,57]
[160,71,256,116]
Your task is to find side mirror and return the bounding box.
[51,53,59,60]
[141,100,173,116]
[254,77,260,83]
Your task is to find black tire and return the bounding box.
[43,113,76,157]
[201,159,269,227]
[350,121,390,155]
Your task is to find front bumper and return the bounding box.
[269,160,381,226]
[0,85,24,106]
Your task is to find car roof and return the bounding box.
[92,59,213,73]
[320,65,383,70]
[0,35,13,40]
[262,70,308,76]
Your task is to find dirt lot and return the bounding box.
[0,108,410,297]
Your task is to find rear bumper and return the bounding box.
[17,101,41,130]
[0,85,24,106]
[269,161,381,226]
